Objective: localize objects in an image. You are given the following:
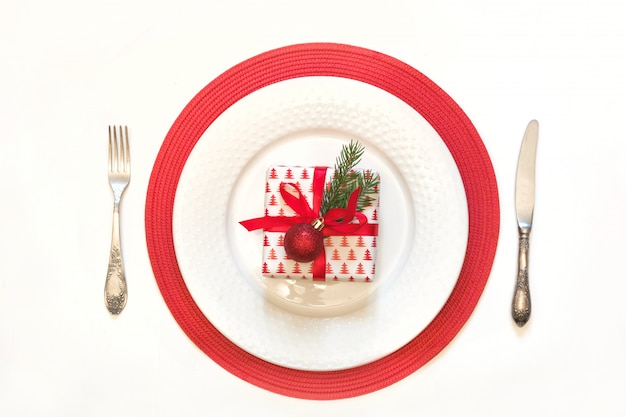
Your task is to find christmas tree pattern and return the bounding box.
[262,234,379,282]
[259,165,380,282]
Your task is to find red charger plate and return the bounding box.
[145,42,499,400]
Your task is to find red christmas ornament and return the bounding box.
[284,219,324,263]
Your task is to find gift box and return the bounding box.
[241,165,380,282]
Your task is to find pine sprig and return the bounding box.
[320,141,380,216]
[355,169,380,209]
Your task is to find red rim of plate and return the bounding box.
[145,42,500,400]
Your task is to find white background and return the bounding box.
[1,0,625,416]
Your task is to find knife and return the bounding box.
[512,119,539,327]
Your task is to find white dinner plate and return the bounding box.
[172,76,468,371]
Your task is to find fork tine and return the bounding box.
[108,126,113,171]
[124,126,130,172]
[108,125,130,174]
[113,126,121,172]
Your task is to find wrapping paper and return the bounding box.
[259,165,379,282]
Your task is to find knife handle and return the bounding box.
[512,230,531,326]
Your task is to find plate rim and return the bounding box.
[172,75,470,370]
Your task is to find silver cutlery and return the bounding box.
[105,126,130,315]
[512,120,539,327]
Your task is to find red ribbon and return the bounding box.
[239,166,378,280]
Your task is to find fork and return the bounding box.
[105,126,130,315]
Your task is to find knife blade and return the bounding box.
[512,119,538,327]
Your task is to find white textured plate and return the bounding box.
[173,76,468,371]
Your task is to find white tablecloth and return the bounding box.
[1,0,625,416]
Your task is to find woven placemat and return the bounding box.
[145,42,499,400]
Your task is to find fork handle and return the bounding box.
[105,204,127,315]
[512,230,531,327]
